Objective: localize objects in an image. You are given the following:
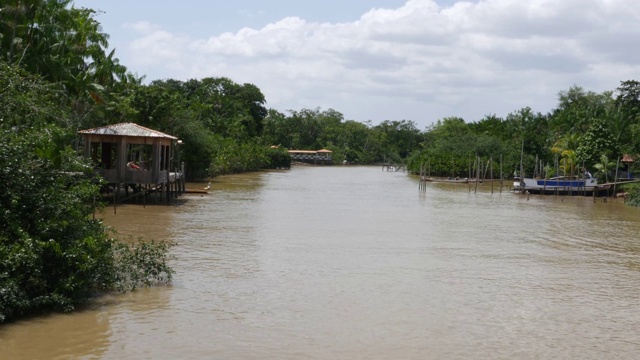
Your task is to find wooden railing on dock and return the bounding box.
[382,164,406,172]
[105,162,186,215]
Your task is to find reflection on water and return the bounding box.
[2,166,640,359]
[0,299,111,360]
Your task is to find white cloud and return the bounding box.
[123,0,640,127]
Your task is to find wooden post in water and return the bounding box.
[500,154,503,193]
[613,156,620,197]
[563,158,567,194]
[181,162,186,193]
[519,139,524,183]
[420,163,427,191]
[475,155,480,194]
[569,159,573,196]
[469,156,476,193]
[554,155,560,196]
[162,182,166,204]
[490,156,494,194]
[419,162,428,192]
[419,163,424,192]
[581,160,586,196]
[483,159,490,182]
[542,159,547,194]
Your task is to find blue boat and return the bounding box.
[519,175,608,195]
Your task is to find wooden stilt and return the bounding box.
[498,155,501,193]
[490,156,494,194]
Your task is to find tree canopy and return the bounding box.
[3,0,640,322]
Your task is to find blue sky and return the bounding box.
[74,0,640,129]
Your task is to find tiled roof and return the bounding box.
[622,154,635,163]
[78,122,177,139]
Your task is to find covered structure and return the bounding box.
[621,154,636,179]
[288,149,333,165]
[78,122,184,203]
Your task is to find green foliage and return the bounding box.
[111,238,174,292]
[0,127,173,323]
[549,86,611,135]
[0,57,173,323]
[593,154,618,183]
[373,120,423,160]
[0,1,131,98]
[551,133,580,176]
[615,80,640,154]
[265,147,291,169]
[208,137,269,176]
[0,61,66,129]
[261,109,419,165]
[408,150,462,177]
[624,184,640,207]
[575,118,619,168]
[7,1,640,324]
[151,77,267,138]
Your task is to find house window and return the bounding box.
[90,142,118,169]
[127,144,153,170]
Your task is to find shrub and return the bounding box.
[265,147,291,169]
[0,127,173,323]
[625,184,640,207]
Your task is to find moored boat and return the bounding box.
[513,175,522,191]
[518,175,608,195]
[422,176,470,184]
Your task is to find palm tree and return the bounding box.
[551,133,581,176]
[593,154,618,183]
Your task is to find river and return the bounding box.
[2,166,640,359]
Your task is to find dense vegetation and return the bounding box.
[2,0,640,322]
[2,1,639,182]
[0,1,174,323]
[406,84,640,207]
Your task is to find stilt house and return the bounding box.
[78,123,184,199]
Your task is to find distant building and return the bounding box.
[288,149,333,165]
[621,154,636,179]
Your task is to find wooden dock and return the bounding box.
[382,164,406,172]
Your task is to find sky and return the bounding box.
[73,0,640,129]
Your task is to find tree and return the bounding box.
[236,82,267,137]
[550,86,610,136]
[338,120,377,163]
[0,61,66,129]
[551,133,581,176]
[575,118,619,169]
[593,154,618,183]
[0,1,110,92]
[261,109,291,147]
[373,120,422,160]
[615,80,640,118]
[614,80,640,153]
[0,62,173,323]
[0,125,174,323]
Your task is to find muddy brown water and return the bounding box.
[2,166,640,359]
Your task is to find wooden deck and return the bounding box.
[382,164,407,172]
[100,170,186,215]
